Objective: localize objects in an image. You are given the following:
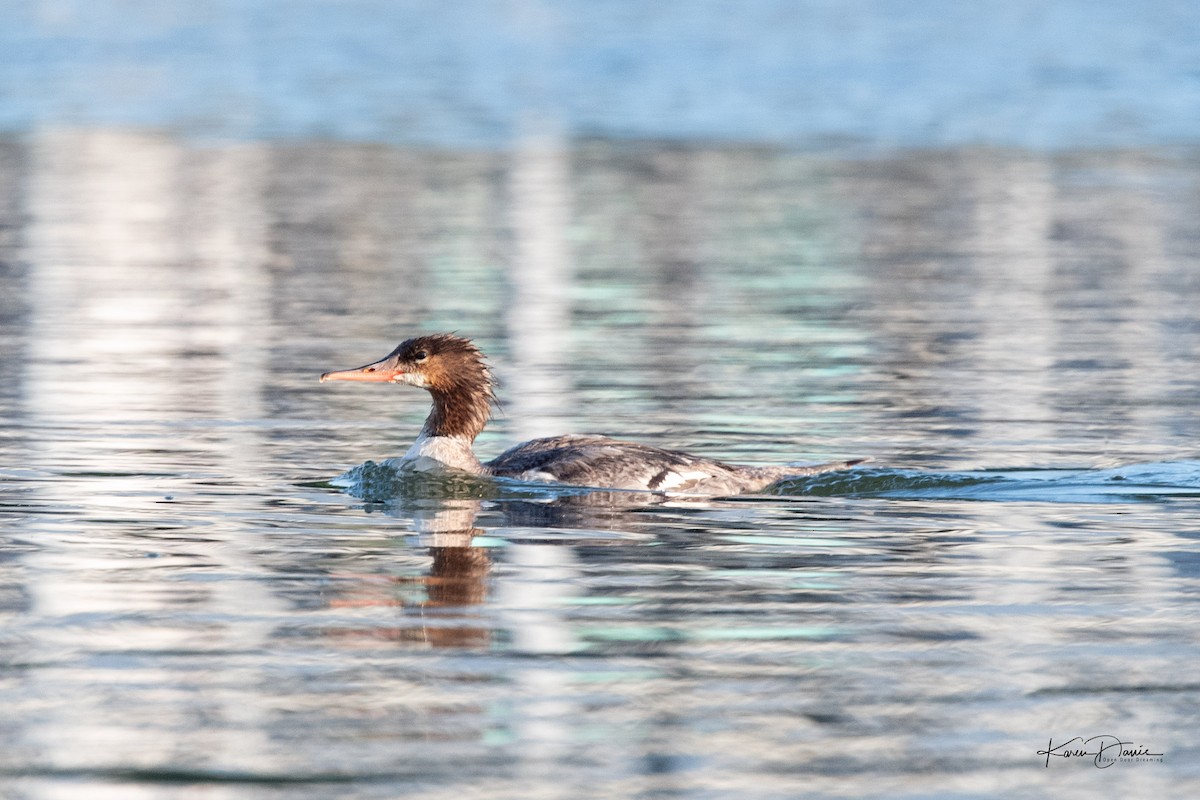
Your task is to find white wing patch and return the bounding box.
[649,469,715,492]
[517,470,562,484]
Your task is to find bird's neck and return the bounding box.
[422,386,490,442]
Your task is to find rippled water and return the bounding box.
[2,134,1200,798]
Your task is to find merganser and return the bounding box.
[320,334,865,494]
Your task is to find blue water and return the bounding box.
[1,0,1198,148]
[782,462,1200,502]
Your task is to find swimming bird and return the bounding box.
[320,334,865,494]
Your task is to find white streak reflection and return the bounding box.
[504,127,575,443]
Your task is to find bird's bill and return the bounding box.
[319,355,403,383]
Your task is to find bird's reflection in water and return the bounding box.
[410,501,494,649]
[325,497,494,649]
[320,465,732,650]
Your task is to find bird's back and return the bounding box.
[486,434,860,494]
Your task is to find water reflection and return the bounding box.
[325,522,493,650]
[6,131,1199,472]
[2,131,1200,797]
[505,128,576,442]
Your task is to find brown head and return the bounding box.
[320,334,495,440]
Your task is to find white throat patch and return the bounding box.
[393,371,428,388]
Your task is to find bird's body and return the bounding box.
[321,334,865,495]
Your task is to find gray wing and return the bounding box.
[485,435,749,493]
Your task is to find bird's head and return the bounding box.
[320,333,494,400]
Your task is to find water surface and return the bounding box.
[2,135,1199,798]
[3,1,1199,148]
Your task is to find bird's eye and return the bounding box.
[414,350,428,362]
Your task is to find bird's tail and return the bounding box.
[740,457,872,490]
